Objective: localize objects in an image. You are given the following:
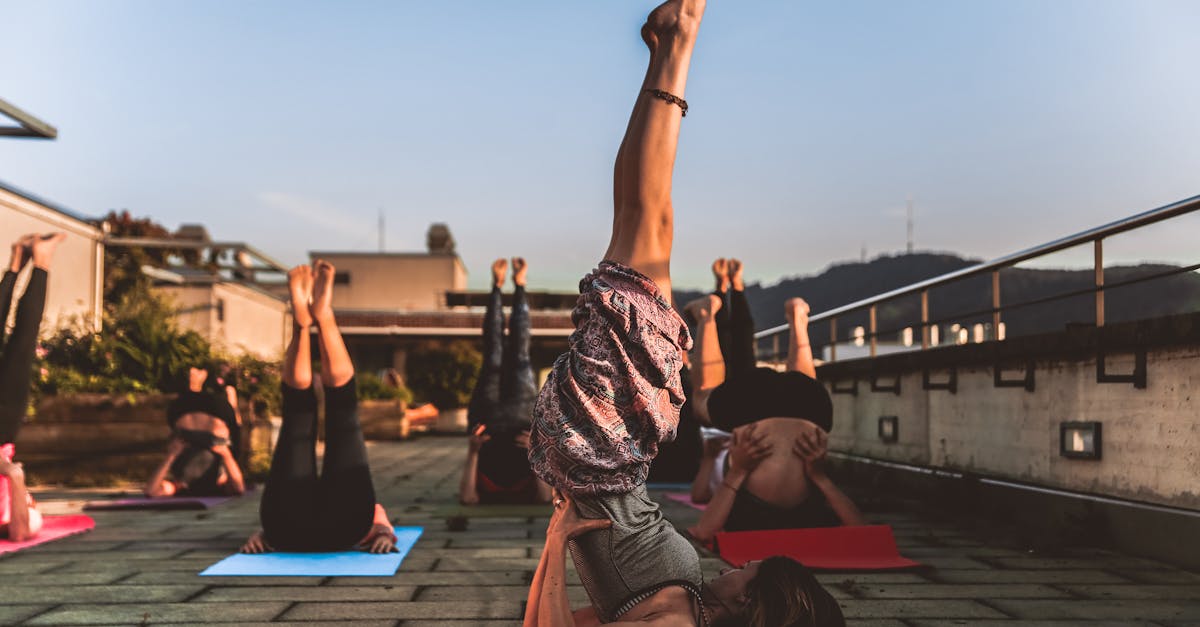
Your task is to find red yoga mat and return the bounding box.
[0,514,95,555]
[716,525,923,571]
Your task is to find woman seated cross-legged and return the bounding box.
[240,261,395,554]
[459,257,552,505]
[685,281,865,542]
[523,2,844,625]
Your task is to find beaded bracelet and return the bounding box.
[643,88,688,117]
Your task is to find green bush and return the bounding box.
[357,370,413,403]
[405,340,481,409]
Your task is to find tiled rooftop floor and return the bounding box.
[4,437,1199,625]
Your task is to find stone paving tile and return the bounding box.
[0,605,53,626]
[24,602,291,625]
[1058,584,1200,600]
[838,599,1009,619]
[989,599,1200,621]
[197,585,418,602]
[11,437,1199,625]
[281,600,521,621]
[851,583,1070,599]
[2,584,204,604]
[328,572,530,586]
[930,568,1134,584]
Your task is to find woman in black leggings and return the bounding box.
[1,233,64,542]
[459,257,551,505]
[241,261,395,554]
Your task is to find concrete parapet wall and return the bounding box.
[820,312,1200,511]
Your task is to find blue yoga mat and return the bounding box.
[200,526,422,577]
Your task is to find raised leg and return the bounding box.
[0,235,34,349]
[311,259,354,388]
[786,298,816,378]
[468,259,507,431]
[499,257,537,428]
[0,234,60,444]
[604,0,707,298]
[283,266,314,390]
[683,294,723,425]
[724,259,757,378]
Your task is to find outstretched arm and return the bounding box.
[688,424,770,542]
[144,438,185,497]
[459,425,489,505]
[213,443,245,495]
[796,430,865,526]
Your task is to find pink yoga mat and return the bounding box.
[664,492,707,511]
[0,514,95,554]
[717,525,923,571]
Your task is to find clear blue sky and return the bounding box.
[2,0,1198,291]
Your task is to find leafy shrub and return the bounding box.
[357,371,414,403]
[404,340,481,409]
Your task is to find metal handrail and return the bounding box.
[754,193,1200,359]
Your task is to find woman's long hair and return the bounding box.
[713,556,845,627]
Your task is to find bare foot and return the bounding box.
[30,233,65,270]
[511,257,528,287]
[643,0,706,51]
[711,258,729,293]
[288,265,314,329]
[310,259,336,325]
[684,293,722,323]
[8,235,33,273]
[491,258,507,289]
[729,258,745,291]
[785,297,810,326]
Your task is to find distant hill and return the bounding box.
[674,253,1200,346]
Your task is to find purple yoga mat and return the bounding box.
[83,488,253,512]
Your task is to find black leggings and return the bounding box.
[260,379,376,552]
[714,287,756,380]
[0,269,47,445]
[467,284,536,434]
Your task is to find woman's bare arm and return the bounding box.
[214,444,245,495]
[144,439,184,497]
[459,425,488,505]
[688,425,769,542]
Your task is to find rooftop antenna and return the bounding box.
[906,194,914,254]
[378,207,385,252]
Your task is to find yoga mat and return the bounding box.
[84,495,234,511]
[200,526,423,577]
[434,504,551,518]
[0,514,95,555]
[663,492,707,511]
[716,525,923,571]
[83,486,255,511]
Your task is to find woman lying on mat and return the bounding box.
[459,258,552,505]
[144,366,246,498]
[0,234,64,542]
[240,261,395,554]
[685,293,864,541]
[524,2,843,625]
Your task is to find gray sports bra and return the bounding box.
[567,485,706,623]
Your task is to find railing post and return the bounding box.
[992,270,1001,340]
[1094,239,1105,327]
[869,305,877,358]
[772,334,780,362]
[921,289,929,349]
[830,317,838,363]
